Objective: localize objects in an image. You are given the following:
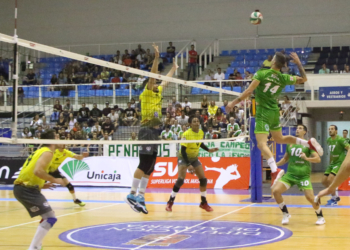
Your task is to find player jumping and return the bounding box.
[322,125,349,206]
[272,125,325,225]
[125,43,179,214]
[13,130,65,250]
[166,116,219,212]
[226,52,323,188]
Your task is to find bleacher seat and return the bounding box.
[285,48,294,54]
[232,87,242,93]
[230,50,238,56]
[104,90,113,96]
[332,47,340,53]
[276,48,284,52]
[235,55,244,61]
[339,52,348,58]
[285,85,295,92]
[201,89,211,94]
[249,61,259,67]
[160,52,167,58]
[246,67,254,74]
[245,55,253,61]
[313,47,321,53]
[239,50,248,55]
[225,73,230,79]
[236,67,245,74]
[95,90,105,96]
[221,50,230,56]
[319,52,328,59]
[338,58,347,65]
[327,58,337,65]
[120,84,128,89]
[295,48,303,54]
[304,48,312,53]
[191,88,201,94]
[197,81,204,85]
[341,46,349,52]
[231,61,239,67]
[266,49,275,54]
[329,52,338,58]
[68,91,75,97]
[258,49,266,54]
[247,50,257,55]
[226,67,234,74]
[323,47,331,53]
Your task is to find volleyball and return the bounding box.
[250,11,263,25]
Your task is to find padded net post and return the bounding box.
[249,117,262,203]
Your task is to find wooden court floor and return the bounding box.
[1,186,350,250]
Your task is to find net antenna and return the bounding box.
[11,0,19,141]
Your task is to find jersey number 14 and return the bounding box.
[263,82,280,94]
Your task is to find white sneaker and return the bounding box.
[316,217,326,225]
[282,213,291,225]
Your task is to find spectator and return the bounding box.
[220,100,228,115]
[91,121,102,137]
[135,44,146,55]
[263,55,273,68]
[83,73,93,83]
[208,101,218,124]
[205,126,221,139]
[92,74,103,89]
[136,51,146,64]
[64,99,73,112]
[175,103,182,117]
[319,63,330,74]
[101,67,110,83]
[281,96,292,114]
[101,117,115,140]
[187,44,198,80]
[115,50,121,59]
[216,108,227,131]
[123,49,130,60]
[91,103,102,117]
[123,55,133,66]
[167,42,176,59]
[234,106,244,125]
[123,102,138,126]
[341,65,350,74]
[227,117,239,137]
[166,102,176,118]
[68,113,77,130]
[55,113,67,131]
[171,96,180,108]
[213,68,225,87]
[92,66,100,78]
[161,125,173,140]
[184,106,191,116]
[129,132,138,141]
[212,117,221,132]
[29,114,42,134]
[107,109,119,123]
[102,102,112,117]
[78,102,90,122]
[194,109,205,130]
[235,72,243,86]
[113,55,122,64]
[181,97,192,109]
[163,112,172,127]
[35,125,44,138]
[170,119,182,140]
[204,69,213,86]
[201,109,208,127]
[330,64,339,74]
[178,125,187,139]
[100,132,111,141]
[130,98,137,109]
[26,69,37,85]
[41,116,50,130]
[201,95,209,109]
[177,110,189,126]
[22,127,32,138]
[72,122,80,133]
[18,87,24,105]
[58,73,67,84]
[82,122,91,137]
[50,74,58,85]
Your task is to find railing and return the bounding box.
[199,40,219,76]
[175,40,196,76]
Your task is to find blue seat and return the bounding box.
[223,86,231,91]
[191,88,201,94]
[231,61,239,67]
[104,90,113,96]
[304,48,312,53]
[254,67,261,72]
[249,61,259,67]
[247,50,257,55]
[239,50,248,55]
[245,55,253,61]
[267,49,275,54]
[42,91,51,98]
[237,67,245,74]
[88,90,96,96]
[201,89,211,94]
[230,50,238,56]
[225,73,230,79]
[120,84,128,89]
[240,61,249,67]
[226,67,234,74]
[246,67,254,74]
[68,91,75,97]
[285,85,295,92]
[233,87,242,93]
[235,55,244,61]
[276,48,284,52]
[285,48,294,54]
[221,50,230,56]
[197,81,204,85]
[96,90,105,96]
[258,49,266,54]
[295,48,303,54]
[160,52,167,58]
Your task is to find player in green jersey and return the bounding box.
[343,129,350,144]
[226,52,323,188]
[322,125,350,206]
[272,125,324,225]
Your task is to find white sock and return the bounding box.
[28,224,50,250]
[315,207,322,214]
[171,191,177,198]
[138,177,149,197]
[131,178,141,194]
[71,192,77,201]
[267,157,277,173]
[200,191,207,197]
[296,138,309,147]
[278,202,285,210]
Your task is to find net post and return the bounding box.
[250,97,262,203]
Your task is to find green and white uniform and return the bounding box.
[227,123,239,133]
[252,69,297,134]
[325,135,349,175]
[171,124,182,134]
[234,130,242,137]
[279,144,316,191]
[161,130,173,140]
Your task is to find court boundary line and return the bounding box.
[132,203,255,250]
[0,203,118,231]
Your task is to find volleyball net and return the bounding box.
[0,32,253,156]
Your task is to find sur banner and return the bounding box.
[148,157,250,189]
[103,143,176,157]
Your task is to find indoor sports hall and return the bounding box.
[1,1,350,250]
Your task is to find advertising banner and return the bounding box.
[148,157,251,189]
[103,143,176,157]
[0,157,26,184]
[198,141,250,157]
[339,177,350,191]
[319,86,350,100]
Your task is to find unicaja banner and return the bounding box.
[199,141,250,157]
[103,143,176,157]
[148,157,250,189]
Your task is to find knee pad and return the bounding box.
[40,217,57,230]
[199,178,207,187]
[47,217,57,227]
[175,178,184,188]
[66,183,75,192]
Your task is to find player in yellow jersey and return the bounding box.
[13,129,64,250]
[125,43,179,214]
[48,136,89,207]
[166,116,218,212]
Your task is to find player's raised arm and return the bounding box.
[225,79,260,113]
[34,152,64,186]
[290,52,307,84]
[147,43,160,90]
[276,152,289,166]
[160,58,179,88]
[300,152,321,163]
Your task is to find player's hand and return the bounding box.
[187,165,195,174]
[82,151,89,158]
[172,58,179,69]
[225,100,237,114]
[42,182,56,190]
[152,43,159,58]
[208,147,219,153]
[299,153,307,160]
[290,52,301,65]
[53,178,65,186]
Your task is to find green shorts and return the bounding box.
[279,172,313,191]
[324,163,341,176]
[255,107,281,134]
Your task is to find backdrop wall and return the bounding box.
[1,0,350,53]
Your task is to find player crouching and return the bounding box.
[166,116,218,212]
[272,125,325,225]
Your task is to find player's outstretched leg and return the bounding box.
[272,180,290,225]
[125,170,142,213]
[195,164,213,212]
[136,176,150,214]
[322,174,340,206]
[166,178,184,212]
[304,189,325,225]
[63,178,85,207]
